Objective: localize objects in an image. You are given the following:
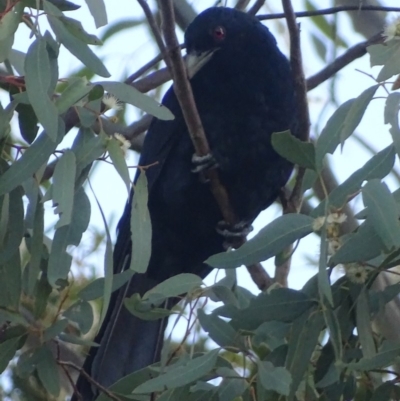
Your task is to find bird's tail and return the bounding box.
[72,273,169,401]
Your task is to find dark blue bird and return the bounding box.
[72,7,297,400]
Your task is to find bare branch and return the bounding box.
[235,0,251,11]
[137,0,169,70]
[248,0,266,16]
[157,0,272,290]
[59,360,122,401]
[257,5,400,21]
[125,53,164,84]
[274,0,311,286]
[158,0,235,223]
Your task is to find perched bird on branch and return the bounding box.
[73,6,297,400]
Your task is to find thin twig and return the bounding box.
[283,0,310,209]
[274,0,310,286]
[235,0,251,11]
[59,360,122,401]
[137,0,169,70]
[248,0,266,16]
[125,53,164,84]
[257,5,400,21]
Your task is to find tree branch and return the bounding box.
[275,0,311,287]
[257,5,400,21]
[59,360,121,401]
[307,32,383,91]
[157,0,272,290]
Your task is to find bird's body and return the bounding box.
[73,7,297,400]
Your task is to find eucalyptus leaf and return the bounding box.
[24,37,59,140]
[206,214,314,269]
[130,172,152,273]
[98,81,174,120]
[272,130,316,170]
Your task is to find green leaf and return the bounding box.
[0,250,21,309]
[206,214,314,269]
[55,77,93,114]
[87,84,104,101]
[0,97,17,141]
[59,16,102,45]
[0,336,20,373]
[198,309,244,350]
[368,40,400,81]
[369,283,400,313]
[24,37,59,140]
[57,332,98,347]
[90,184,113,326]
[323,306,342,362]
[130,171,152,273]
[72,127,107,178]
[52,150,76,228]
[48,188,90,286]
[22,0,80,11]
[78,269,134,301]
[33,270,52,318]
[217,368,245,401]
[371,382,400,401]
[16,102,39,144]
[257,361,292,396]
[124,293,172,321]
[43,318,69,341]
[286,309,325,398]
[253,321,290,350]
[215,288,315,330]
[339,85,379,146]
[98,81,174,120]
[9,48,25,75]
[26,196,44,295]
[329,220,384,265]
[0,3,23,62]
[0,180,24,265]
[143,273,203,303]
[106,136,131,193]
[62,300,93,334]
[84,0,107,28]
[356,288,375,359]
[36,346,60,396]
[312,145,395,217]
[318,224,333,306]
[272,130,316,170]
[362,179,400,251]
[0,119,64,196]
[133,350,219,393]
[0,309,28,326]
[315,99,353,170]
[46,4,110,77]
[347,340,400,371]
[384,92,400,159]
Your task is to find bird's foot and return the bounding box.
[191,153,219,173]
[216,220,253,242]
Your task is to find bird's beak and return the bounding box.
[186,50,215,79]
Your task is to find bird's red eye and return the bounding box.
[212,26,226,42]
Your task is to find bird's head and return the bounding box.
[184,7,274,78]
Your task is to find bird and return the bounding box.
[72,6,297,400]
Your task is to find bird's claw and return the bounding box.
[191,153,219,173]
[216,220,253,239]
